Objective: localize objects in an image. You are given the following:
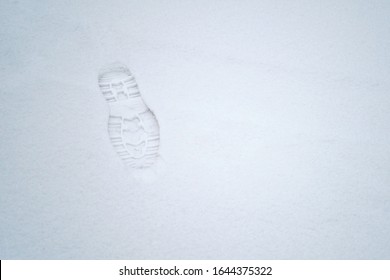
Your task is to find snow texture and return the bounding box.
[0,0,389,259]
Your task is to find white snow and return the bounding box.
[0,0,389,259]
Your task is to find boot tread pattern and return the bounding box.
[99,63,160,168]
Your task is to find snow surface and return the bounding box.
[1,0,389,259]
